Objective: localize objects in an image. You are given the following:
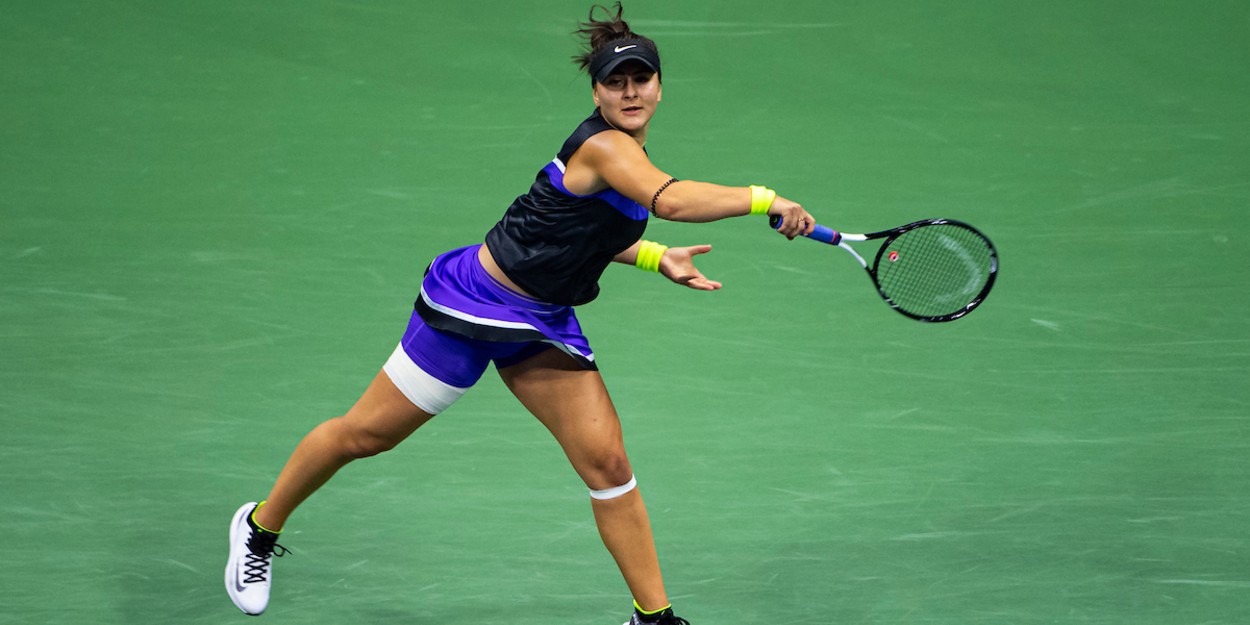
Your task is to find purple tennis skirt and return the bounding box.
[400,244,596,388]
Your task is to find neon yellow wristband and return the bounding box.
[634,240,668,273]
[749,185,776,215]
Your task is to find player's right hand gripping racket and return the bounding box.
[771,216,998,322]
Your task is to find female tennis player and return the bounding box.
[224,4,814,623]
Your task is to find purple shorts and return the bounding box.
[383,245,596,413]
[396,311,552,388]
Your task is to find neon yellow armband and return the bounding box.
[749,185,776,215]
[634,240,668,273]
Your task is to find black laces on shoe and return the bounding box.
[242,529,289,584]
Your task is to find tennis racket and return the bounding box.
[771,216,998,322]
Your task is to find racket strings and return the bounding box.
[874,225,994,318]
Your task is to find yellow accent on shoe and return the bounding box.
[250,501,282,534]
[634,600,672,616]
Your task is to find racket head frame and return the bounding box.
[863,219,998,322]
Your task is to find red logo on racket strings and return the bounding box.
[887,250,900,263]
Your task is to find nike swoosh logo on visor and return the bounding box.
[614,45,637,53]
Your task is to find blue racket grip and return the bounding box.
[769,215,840,245]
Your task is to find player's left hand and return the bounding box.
[659,244,722,291]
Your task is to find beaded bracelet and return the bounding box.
[650,178,679,215]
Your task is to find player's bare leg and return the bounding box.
[499,348,670,612]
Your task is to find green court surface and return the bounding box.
[3,1,1248,623]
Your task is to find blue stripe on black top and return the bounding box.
[541,159,650,221]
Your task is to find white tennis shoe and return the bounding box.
[225,502,287,615]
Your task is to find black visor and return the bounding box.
[588,38,661,83]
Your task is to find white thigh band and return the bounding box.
[589,475,637,500]
[382,344,469,415]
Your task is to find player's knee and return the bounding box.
[584,452,633,494]
[337,418,402,459]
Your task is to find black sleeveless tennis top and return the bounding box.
[484,110,649,306]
